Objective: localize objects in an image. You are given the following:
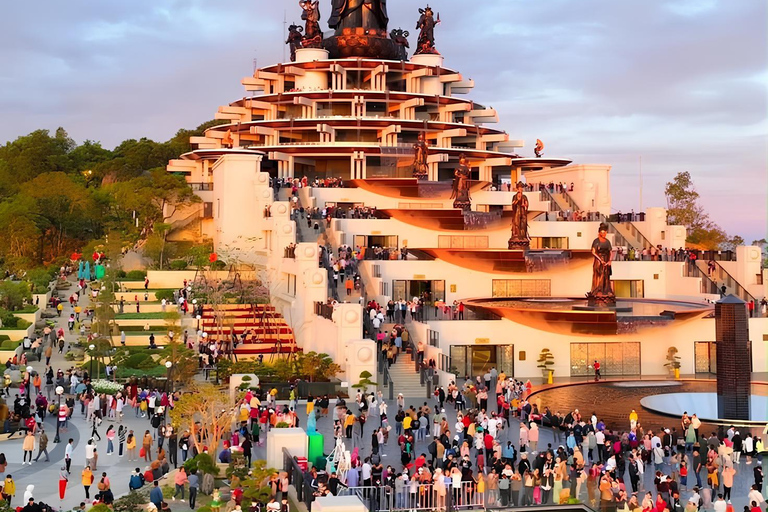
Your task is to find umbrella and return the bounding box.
[74,383,87,394]
[84,261,91,281]
[78,261,84,280]
[95,264,105,280]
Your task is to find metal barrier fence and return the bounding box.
[283,448,314,511]
[340,480,484,511]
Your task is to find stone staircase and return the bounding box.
[385,356,427,398]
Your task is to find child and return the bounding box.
[3,474,15,506]
[680,459,688,490]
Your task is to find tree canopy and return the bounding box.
[0,121,222,271]
[664,171,742,250]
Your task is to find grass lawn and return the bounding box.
[114,312,168,319]
[16,305,39,314]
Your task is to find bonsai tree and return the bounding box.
[537,348,555,379]
[352,370,377,393]
[664,346,681,376]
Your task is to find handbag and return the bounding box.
[139,447,146,458]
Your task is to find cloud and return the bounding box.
[0,0,765,240]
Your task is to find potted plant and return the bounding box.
[537,348,555,384]
[664,346,681,379]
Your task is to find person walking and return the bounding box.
[81,466,93,499]
[33,429,49,462]
[85,439,95,469]
[188,469,199,509]
[173,467,188,502]
[150,480,163,510]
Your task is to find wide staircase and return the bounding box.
[199,304,298,356]
[385,357,426,398]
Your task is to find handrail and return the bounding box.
[283,448,314,511]
[703,260,757,303]
[539,187,564,213]
[561,189,581,211]
[684,260,720,295]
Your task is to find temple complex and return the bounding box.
[165,1,768,390]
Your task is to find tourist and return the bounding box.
[21,430,34,465]
[188,469,199,509]
[150,481,163,510]
[81,466,93,499]
[173,467,188,502]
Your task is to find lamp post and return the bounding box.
[164,361,173,422]
[25,366,33,401]
[196,314,202,331]
[53,386,64,443]
[165,361,173,394]
[88,344,95,379]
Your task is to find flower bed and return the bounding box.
[91,379,124,395]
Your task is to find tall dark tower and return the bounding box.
[715,295,751,420]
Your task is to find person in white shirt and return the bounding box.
[712,494,726,512]
[65,438,74,472]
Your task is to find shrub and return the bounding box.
[154,289,175,302]
[0,340,21,350]
[211,260,226,270]
[125,270,147,281]
[170,260,188,270]
[116,270,127,279]
[183,453,219,477]
[112,489,149,512]
[0,310,30,329]
[0,335,9,342]
[0,281,32,311]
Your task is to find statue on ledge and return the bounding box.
[534,139,544,158]
[415,5,440,55]
[412,132,429,180]
[286,23,304,62]
[508,181,530,249]
[300,1,323,47]
[329,0,389,33]
[451,154,472,211]
[587,223,615,303]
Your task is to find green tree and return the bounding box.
[664,172,733,250]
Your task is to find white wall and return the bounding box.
[525,164,612,215]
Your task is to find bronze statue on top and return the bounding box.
[329,0,389,33]
[508,181,530,249]
[587,223,615,303]
[415,5,440,55]
[300,1,323,47]
[286,23,304,62]
[412,132,429,180]
[451,154,472,211]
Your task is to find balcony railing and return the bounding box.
[314,301,334,321]
[189,182,214,191]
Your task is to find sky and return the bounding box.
[1,0,766,242]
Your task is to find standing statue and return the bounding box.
[412,132,429,180]
[508,181,530,249]
[300,0,323,47]
[451,154,472,210]
[534,139,544,158]
[389,28,410,60]
[328,0,389,33]
[286,23,304,62]
[415,5,440,55]
[588,223,615,302]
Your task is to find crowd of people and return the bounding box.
[294,367,768,512]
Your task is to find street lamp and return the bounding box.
[165,361,173,393]
[25,366,33,400]
[53,386,64,443]
[196,314,202,331]
[88,344,95,379]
